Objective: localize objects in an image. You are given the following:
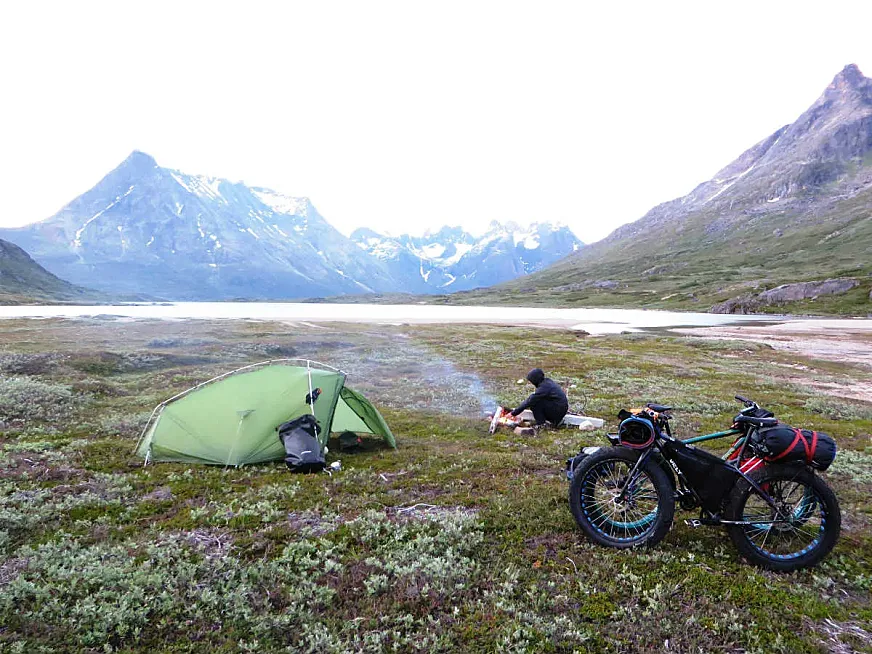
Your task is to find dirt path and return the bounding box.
[674,319,872,402]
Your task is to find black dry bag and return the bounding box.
[755,425,837,471]
[277,414,325,473]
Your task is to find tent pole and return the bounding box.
[226,414,247,469]
[307,360,319,441]
[132,403,164,455]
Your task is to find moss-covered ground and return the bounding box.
[0,318,870,653]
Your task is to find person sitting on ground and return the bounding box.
[510,368,569,427]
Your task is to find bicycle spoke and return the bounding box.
[580,458,660,540]
[742,479,824,558]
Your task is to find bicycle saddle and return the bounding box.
[734,415,778,428]
[646,403,673,413]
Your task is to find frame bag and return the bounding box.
[662,439,741,513]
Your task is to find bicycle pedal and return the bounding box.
[684,519,702,528]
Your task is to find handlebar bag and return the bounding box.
[754,425,836,471]
[662,440,741,513]
[277,415,326,473]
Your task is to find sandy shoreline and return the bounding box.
[674,319,872,402]
[0,303,789,336]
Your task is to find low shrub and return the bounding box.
[0,532,340,648]
[804,397,872,421]
[828,449,872,484]
[189,482,302,526]
[349,508,483,599]
[0,508,483,650]
[0,376,82,424]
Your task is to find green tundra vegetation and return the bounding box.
[0,318,870,652]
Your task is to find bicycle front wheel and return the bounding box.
[569,447,674,549]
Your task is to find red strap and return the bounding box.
[797,428,811,462]
[808,430,818,464]
[770,428,804,462]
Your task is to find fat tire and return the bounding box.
[569,447,675,549]
[726,465,840,572]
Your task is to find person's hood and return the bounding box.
[526,368,545,386]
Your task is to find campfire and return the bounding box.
[488,406,605,435]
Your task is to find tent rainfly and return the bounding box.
[135,359,395,466]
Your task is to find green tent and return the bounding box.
[135,359,395,466]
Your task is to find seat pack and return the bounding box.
[753,425,836,471]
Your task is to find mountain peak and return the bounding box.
[825,64,870,99]
[122,150,159,169]
[833,64,865,86]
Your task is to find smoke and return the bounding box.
[323,337,498,417]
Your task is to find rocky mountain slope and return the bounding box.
[352,222,582,293]
[463,64,872,315]
[0,152,402,300]
[0,239,98,303]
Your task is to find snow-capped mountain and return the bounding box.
[0,151,583,300]
[0,152,401,300]
[352,221,583,292]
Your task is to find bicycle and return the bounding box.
[566,396,840,571]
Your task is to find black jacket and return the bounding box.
[512,369,568,416]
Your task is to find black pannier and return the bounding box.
[662,440,741,513]
[753,425,837,471]
[277,414,326,473]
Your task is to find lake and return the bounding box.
[0,302,790,335]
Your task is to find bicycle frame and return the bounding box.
[682,428,743,458]
[630,419,782,518]
[613,422,744,499]
[684,426,771,476]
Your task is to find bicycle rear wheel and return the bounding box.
[726,465,840,572]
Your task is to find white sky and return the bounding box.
[1,1,870,243]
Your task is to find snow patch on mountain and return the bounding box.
[170,173,225,204]
[442,242,472,266]
[253,189,308,216]
[72,185,136,249]
[352,221,583,293]
[420,243,445,259]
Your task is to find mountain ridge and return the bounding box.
[452,64,872,315]
[0,153,403,300]
[352,222,583,293]
[0,152,582,300]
